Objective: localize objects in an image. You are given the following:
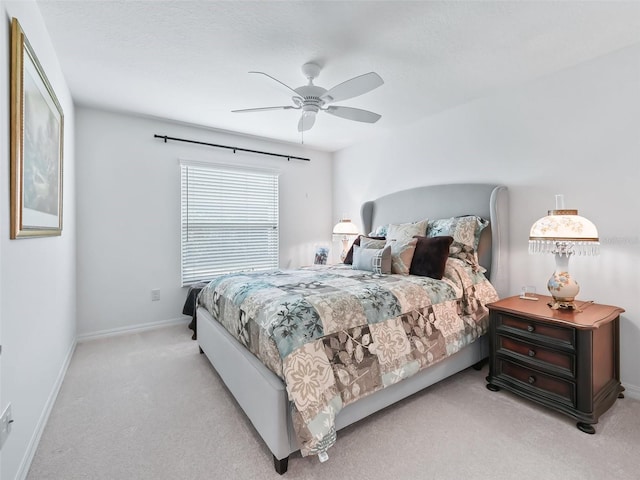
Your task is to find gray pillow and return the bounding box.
[360,237,387,249]
[352,245,392,274]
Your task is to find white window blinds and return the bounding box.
[180,161,279,286]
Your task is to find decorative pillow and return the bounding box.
[343,235,386,264]
[359,237,387,249]
[427,215,488,251]
[409,236,453,279]
[368,224,389,238]
[352,245,392,274]
[386,219,429,244]
[386,238,418,275]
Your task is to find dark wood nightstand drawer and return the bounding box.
[498,359,575,407]
[498,335,575,377]
[497,313,575,349]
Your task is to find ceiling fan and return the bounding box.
[232,62,383,132]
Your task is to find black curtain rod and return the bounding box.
[154,134,310,162]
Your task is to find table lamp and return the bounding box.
[528,195,599,310]
[333,218,359,261]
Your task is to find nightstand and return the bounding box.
[485,295,624,434]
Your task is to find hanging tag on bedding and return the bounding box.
[318,451,329,463]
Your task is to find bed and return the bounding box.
[196,183,509,474]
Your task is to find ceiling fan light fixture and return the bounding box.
[298,110,317,132]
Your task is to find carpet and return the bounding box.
[27,324,640,479]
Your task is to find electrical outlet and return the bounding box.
[151,289,160,301]
[0,403,13,450]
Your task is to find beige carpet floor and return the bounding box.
[27,324,640,480]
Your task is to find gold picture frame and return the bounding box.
[10,17,64,239]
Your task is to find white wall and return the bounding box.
[0,2,77,479]
[75,108,333,337]
[334,44,640,395]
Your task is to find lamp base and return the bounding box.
[547,253,581,311]
[547,299,579,311]
[339,237,350,262]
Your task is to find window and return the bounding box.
[180,160,279,286]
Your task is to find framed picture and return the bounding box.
[314,246,329,265]
[10,17,64,239]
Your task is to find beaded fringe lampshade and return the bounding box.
[529,195,599,310]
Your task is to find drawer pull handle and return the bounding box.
[528,375,536,384]
[528,349,536,357]
[527,325,535,332]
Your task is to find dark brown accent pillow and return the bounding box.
[343,235,386,264]
[409,236,454,279]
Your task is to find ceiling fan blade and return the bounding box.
[325,106,381,123]
[320,72,383,104]
[249,71,299,96]
[297,111,316,132]
[232,106,297,113]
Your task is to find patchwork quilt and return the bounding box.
[198,259,498,456]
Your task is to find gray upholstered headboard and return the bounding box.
[360,183,509,298]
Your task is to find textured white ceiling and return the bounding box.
[36,0,640,152]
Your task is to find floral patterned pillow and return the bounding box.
[368,224,389,238]
[386,238,418,275]
[386,219,429,244]
[428,215,488,250]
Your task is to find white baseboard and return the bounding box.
[623,381,640,400]
[16,337,77,480]
[77,317,191,343]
